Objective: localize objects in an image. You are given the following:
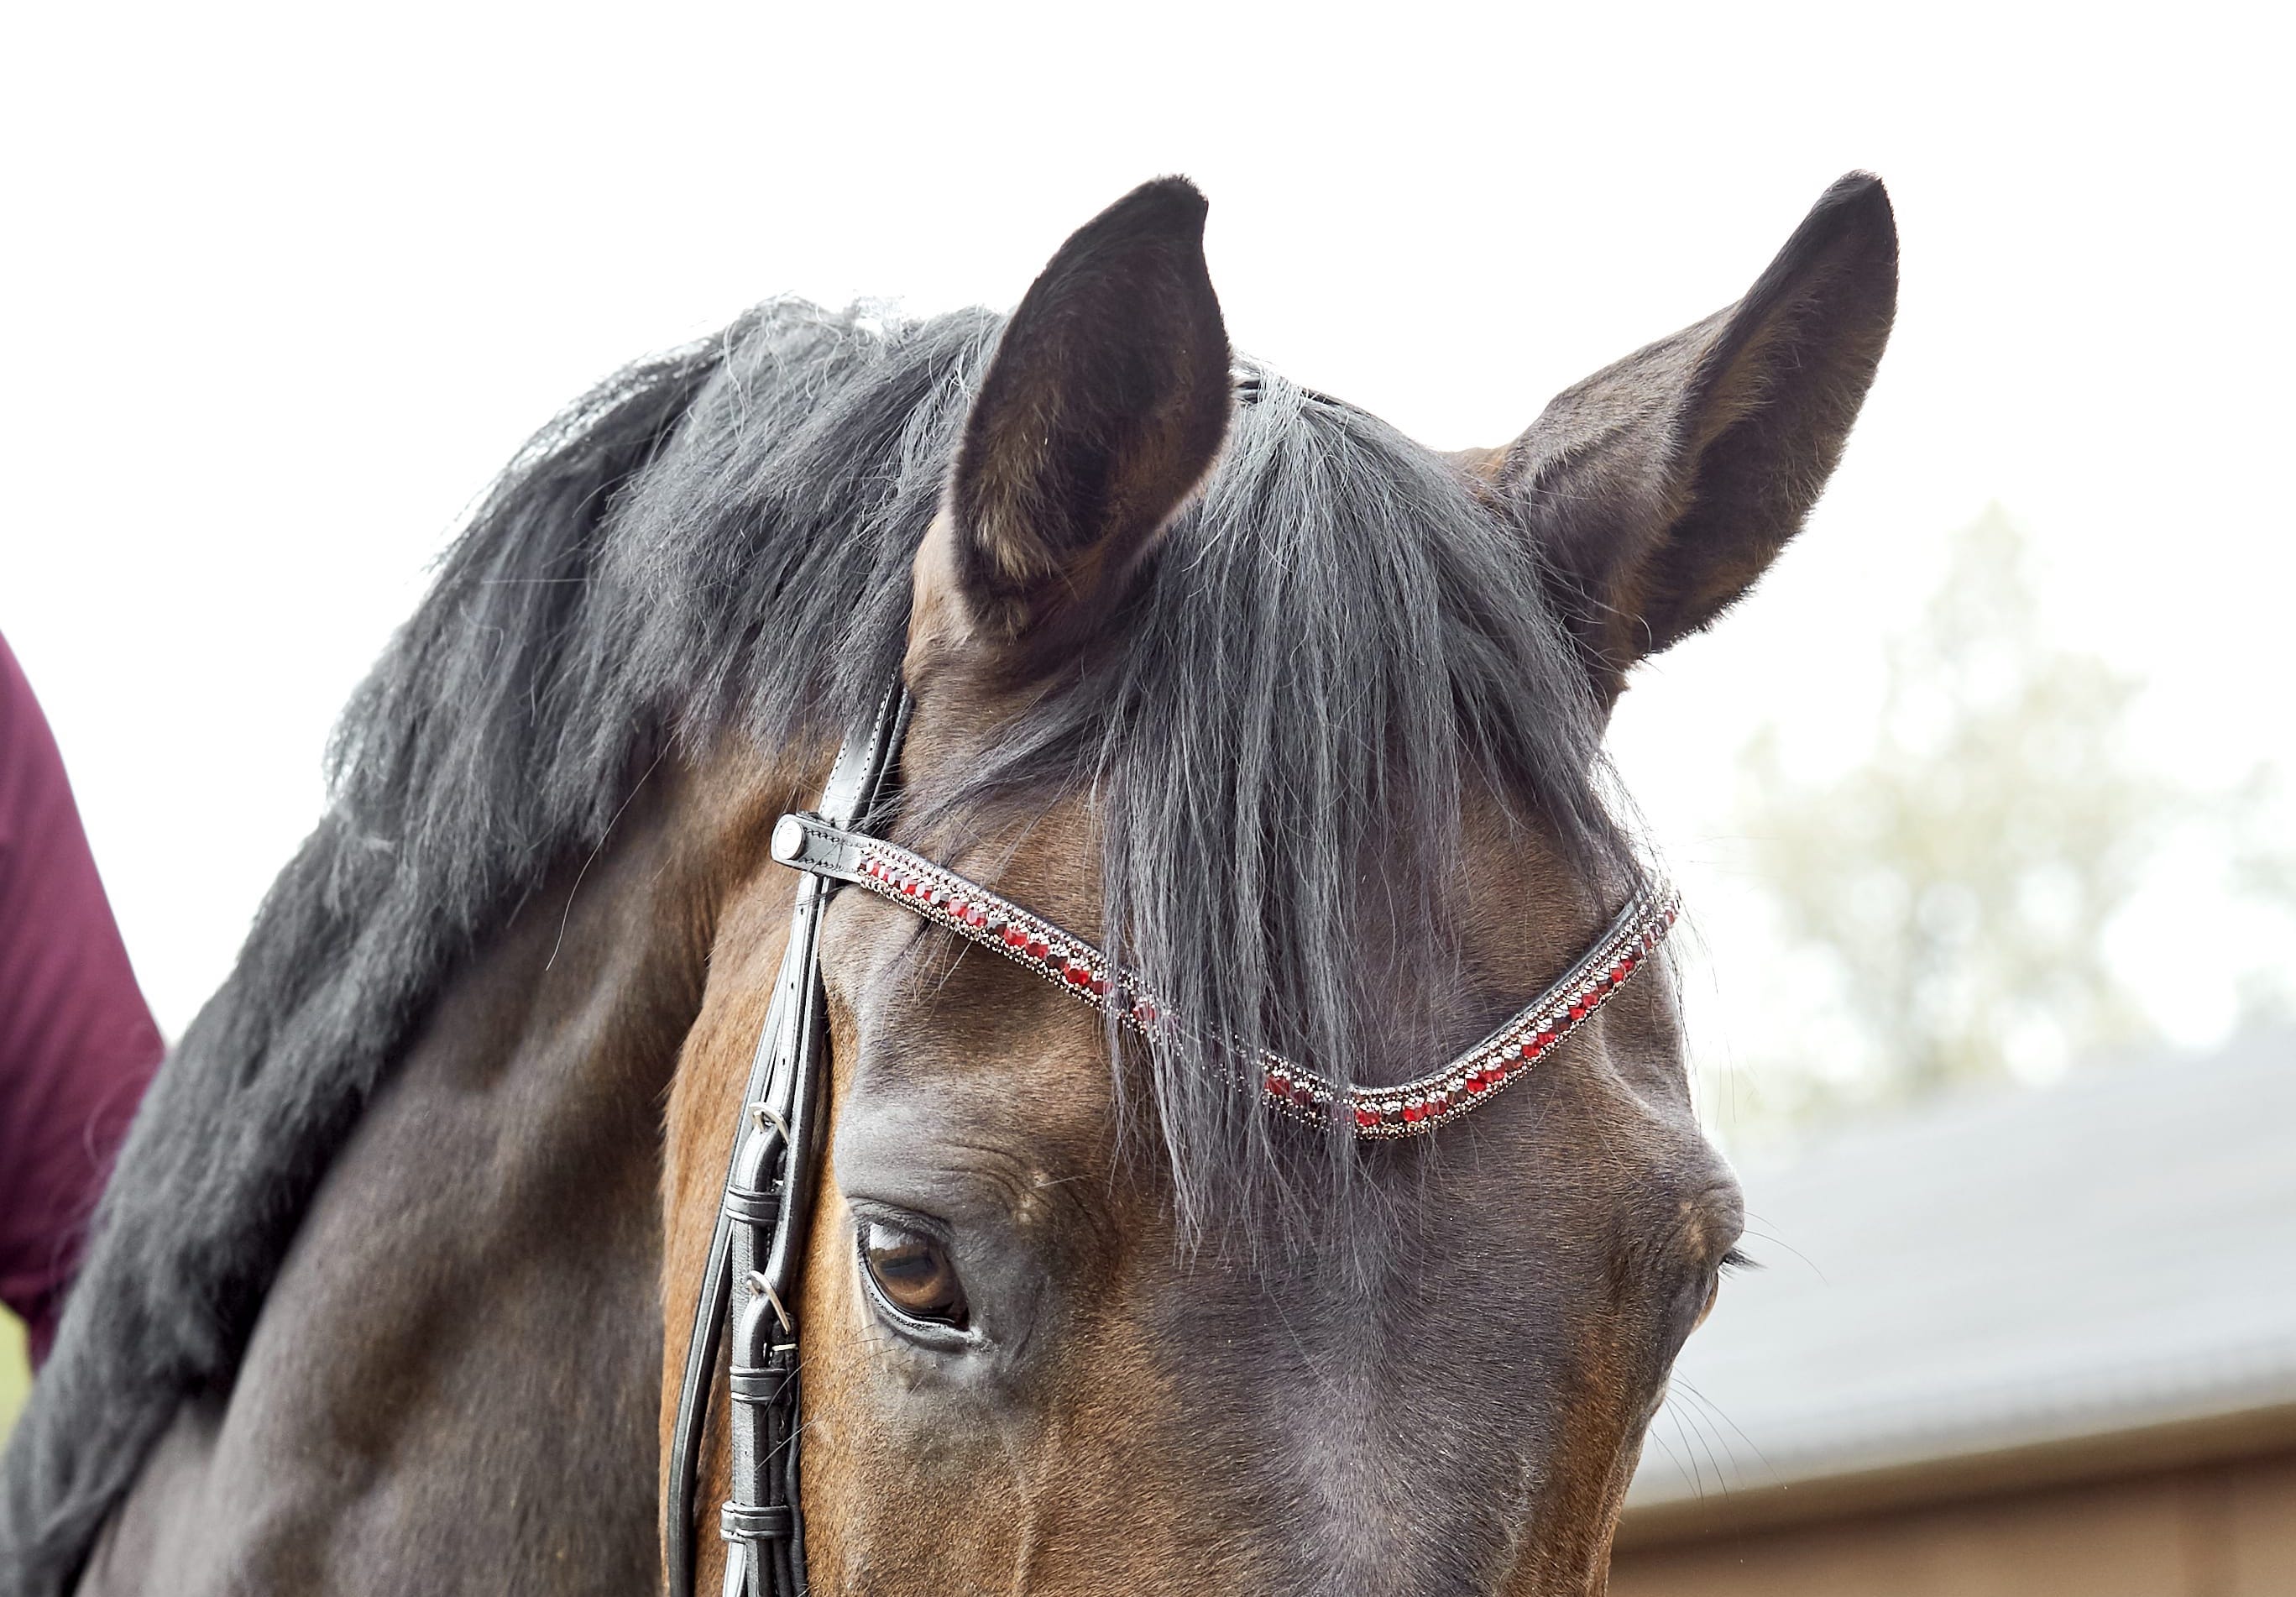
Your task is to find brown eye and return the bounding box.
[859,1219,968,1327]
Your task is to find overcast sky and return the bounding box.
[6,2,2289,1123]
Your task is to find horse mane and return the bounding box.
[1,300,1632,1590]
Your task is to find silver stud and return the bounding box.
[770,814,807,864]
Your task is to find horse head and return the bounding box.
[664,173,1896,1595]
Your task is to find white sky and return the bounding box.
[5,2,2290,1123]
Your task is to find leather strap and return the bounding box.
[765,811,876,885]
[666,685,911,1597]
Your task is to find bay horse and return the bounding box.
[2,172,1895,1596]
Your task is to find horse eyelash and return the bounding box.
[1718,1248,1756,1275]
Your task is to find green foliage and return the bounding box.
[0,1306,25,1448]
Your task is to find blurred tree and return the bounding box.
[1734,507,2168,1105]
[0,1307,24,1448]
[2226,769,2296,1030]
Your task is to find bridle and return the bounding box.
[664,680,1679,1596]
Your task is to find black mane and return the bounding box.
[2,301,1631,1589]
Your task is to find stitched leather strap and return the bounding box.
[720,1503,796,1541]
[665,685,911,1597]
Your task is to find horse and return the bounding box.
[1,171,1896,1596]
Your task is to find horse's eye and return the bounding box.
[859,1219,968,1327]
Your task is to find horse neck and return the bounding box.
[82,750,810,1595]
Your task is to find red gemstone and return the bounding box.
[1132,999,1158,1026]
[1292,1084,1315,1108]
[1088,974,1109,996]
[1353,1106,1378,1129]
[1027,937,1052,960]
[1064,964,1088,985]
[1569,1003,1587,1020]
[1402,1103,1424,1123]
[1267,1071,1289,1095]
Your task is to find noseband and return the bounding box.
[666,681,1679,1596]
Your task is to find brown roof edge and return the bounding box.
[1613,1399,2296,1549]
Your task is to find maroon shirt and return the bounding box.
[0,632,164,1364]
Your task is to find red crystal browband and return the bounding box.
[769,811,1679,1140]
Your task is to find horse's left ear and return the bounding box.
[1495,172,1898,700]
[918,175,1232,678]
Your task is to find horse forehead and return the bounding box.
[838,796,1701,1157]
[839,744,1706,1223]
[849,929,1709,1242]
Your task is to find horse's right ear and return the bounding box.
[915,177,1232,678]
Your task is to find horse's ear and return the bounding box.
[1497,172,1898,699]
[924,176,1231,673]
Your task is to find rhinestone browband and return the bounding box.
[769,812,1679,1140]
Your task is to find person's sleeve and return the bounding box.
[0,632,165,1365]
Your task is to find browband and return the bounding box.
[768,810,1678,1139]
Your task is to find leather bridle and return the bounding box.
[664,679,1678,1596]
